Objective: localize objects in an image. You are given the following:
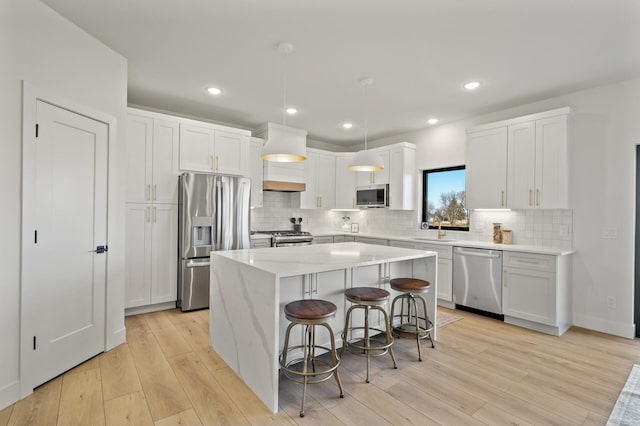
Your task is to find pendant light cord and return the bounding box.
[363,82,368,151]
[283,57,287,127]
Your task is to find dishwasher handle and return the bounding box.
[455,249,502,259]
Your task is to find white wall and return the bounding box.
[0,0,127,409]
[367,77,640,338]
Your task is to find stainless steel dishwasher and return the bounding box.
[453,247,503,319]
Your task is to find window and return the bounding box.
[422,166,469,231]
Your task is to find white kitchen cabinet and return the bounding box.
[466,127,508,209]
[354,236,387,246]
[249,137,264,208]
[388,144,416,210]
[468,107,572,210]
[126,113,179,204]
[502,251,571,336]
[419,243,453,305]
[388,240,419,249]
[312,235,334,244]
[355,149,390,186]
[333,235,356,242]
[507,114,570,209]
[250,238,271,248]
[334,153,357,210]
[300,149,336,209]
[125,203,178,309]
[179,123,248,175]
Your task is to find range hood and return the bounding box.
[254,123,307,192]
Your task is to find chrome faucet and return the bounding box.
[434,216,446,239]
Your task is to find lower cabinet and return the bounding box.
[333,235,356,243]
[418,243,453,304]
[125,203,178,310]
[354,237,388,246]
[250,238,271,248]
[312,235,334,244]
[502,251,571,336]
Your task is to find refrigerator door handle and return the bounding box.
[185,259,210,268]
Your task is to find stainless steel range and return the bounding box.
[261,230,314,247]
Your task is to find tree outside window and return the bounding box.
[422,166,469,231]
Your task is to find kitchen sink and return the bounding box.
[412,237,457,242]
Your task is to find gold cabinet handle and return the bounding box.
[146,206,150,223]
[319,196,322,208]
[153,206,157,223]
[501,190,505,207]
[536,189,540,206]
[216,156,219,171]
[153,185,157,201]
[352,197,355,208]
[146,184,151,201]
[529,189,533,207]
[209,155,214,170]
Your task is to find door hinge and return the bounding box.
[35,124,39,138]
[33,336,36,350]
[34,230,38,244]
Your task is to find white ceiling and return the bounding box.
[42,0,640,147]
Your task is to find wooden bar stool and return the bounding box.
[341,287,398,383]
[279,299,344,417]
[389,278,435,361]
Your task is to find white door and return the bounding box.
[22,100,108,391]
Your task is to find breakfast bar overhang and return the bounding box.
[209,242,438,413]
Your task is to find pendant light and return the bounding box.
[348,78,384,171]
[262,42,307,162]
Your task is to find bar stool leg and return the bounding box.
[321,323,345,398]
[377,305,398,369]
[418,295,435,348]
[300,324,311,417]
[341,305,356,359]
[363,305,371,382]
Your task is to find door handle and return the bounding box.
[153,185,157,201]
[91,245,108,254]
[146,184,151,201]
[210,155,214,170]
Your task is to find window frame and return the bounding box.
[421,165,469,231]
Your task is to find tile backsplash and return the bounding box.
[251,192,573,248]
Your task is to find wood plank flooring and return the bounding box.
[2,307,639,425]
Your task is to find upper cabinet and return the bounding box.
[388,144,416,210]
[179,122,249,176]
[334,153,356,210]
[466,107,572,210]
[466,127,508,209]
[126,112,179,204]
[356,149,390,186]
[300,149,336,209]
[249,137,264,208]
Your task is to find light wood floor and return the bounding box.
[1,307,638,425]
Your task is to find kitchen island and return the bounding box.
[209,242,437,413]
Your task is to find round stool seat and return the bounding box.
[390,278,431,293]
[345,287,390,304]
[284,299,337,321]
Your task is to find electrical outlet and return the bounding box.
[602,228,618,239]
[606,296,617,309]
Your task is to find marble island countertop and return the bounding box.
[212,242,437,277]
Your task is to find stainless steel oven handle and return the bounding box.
[455,249,501,258]
[273,241,313,247]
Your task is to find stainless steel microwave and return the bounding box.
[356,184,389,208]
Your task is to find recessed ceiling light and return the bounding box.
[207,87,222,95]
[342,122,353,129]
[286,107,298,115]
[427,118,439,125]
[463,81,481,90]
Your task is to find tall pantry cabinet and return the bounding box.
[125,109,179,311]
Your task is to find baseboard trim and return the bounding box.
[0,380,20,411]
[572,313,635,339]
[125,301,176,317]
[107,326,126,351]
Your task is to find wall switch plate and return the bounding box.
[559,224,569,238]
[606,296,617,309]
[602,228,618,239]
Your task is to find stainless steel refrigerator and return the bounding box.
[178,173,251,311]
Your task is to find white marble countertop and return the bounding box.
[212,242,437,277]
[308,232,575,256]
